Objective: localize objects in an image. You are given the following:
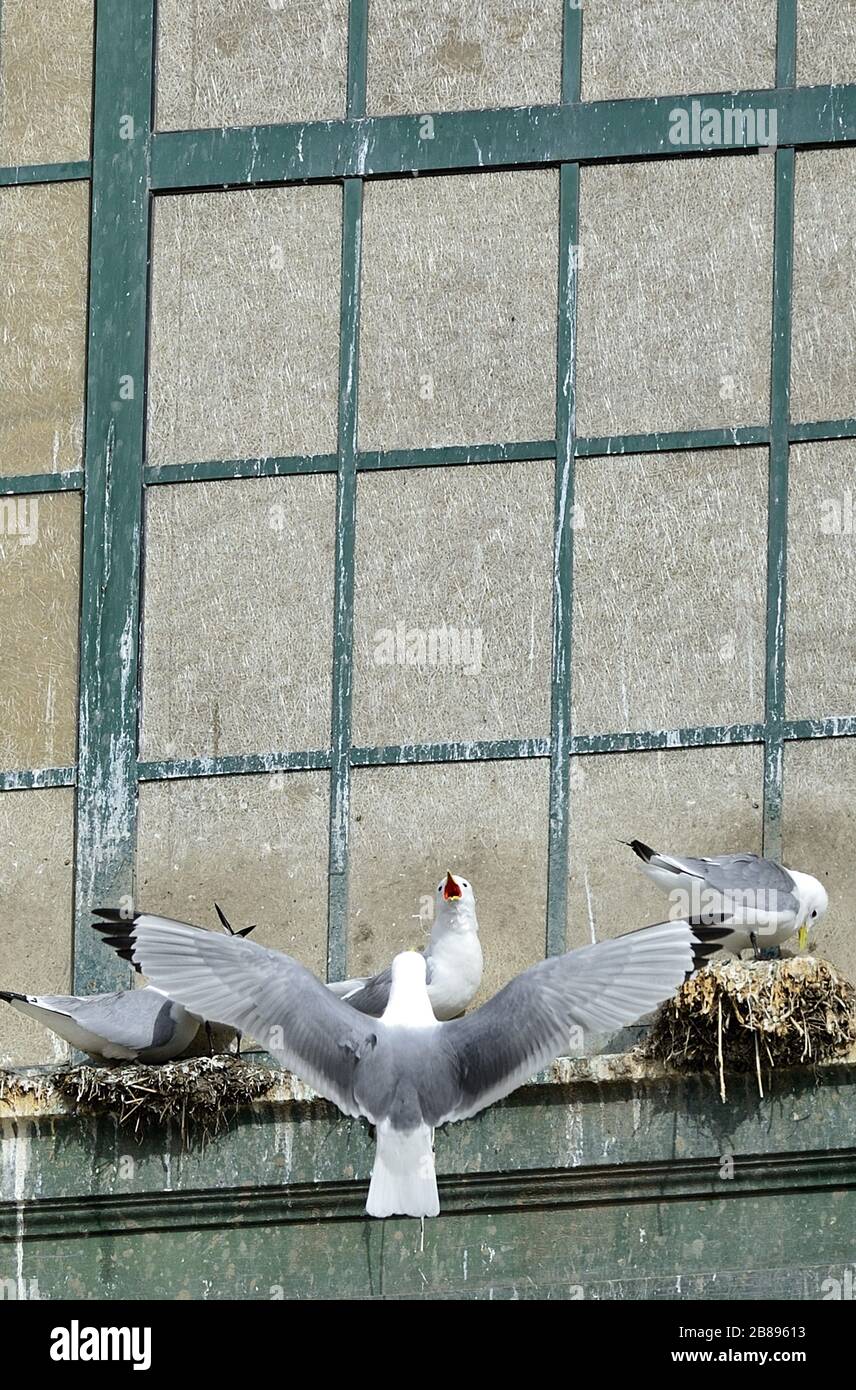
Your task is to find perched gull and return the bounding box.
[328,871,483,1019]
[92,909,724,1217]
[0,904,257,1064]
[0,984,201,1063]
[626,839,828,955]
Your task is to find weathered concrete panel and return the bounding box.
[576,158,774,438]
[137,771,329,980]
[797,0,856,85]
[148,186,342,466]
[352,460,553,746]
[366,0,563,116]
[359,170,558,450]
[0,183,88,477]
[567,745,764,950]
[787,441,856,721]
[0,0,92,164]
[0,788,74,1066]
[572,449,768,734]
[581,0,776,101]
[138,772,329,978]
[783,738,856,982]
[0,493,80,770]
[349,759,549,1002]
[791,150,856,427]
[141,476,335,761]
[155,0,348,129]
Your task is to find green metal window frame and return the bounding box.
[1,0,855,994]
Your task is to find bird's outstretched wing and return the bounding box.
[328,966,394,1017]
[435,918,729,1124]
[92,911,378,1115]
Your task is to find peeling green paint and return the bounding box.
[149,84,856,193]
[72,0,155,993]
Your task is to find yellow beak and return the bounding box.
[798,924,809,952]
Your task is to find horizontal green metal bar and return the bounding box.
[575,425,769,458]
[350,738,551,766]
[0,470,84,495]
[139,419,856,491]
[144,454,337,486]
[570,723,766,755]
[790,418,856,444]
[128,720,856,788]
[0,160,90,187]
[358,440,555,471]
[137,750,331,782]
[150,85,856,191]
[0,767,76,791]
[784,717,856,741]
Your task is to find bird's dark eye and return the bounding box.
[462,881,469,888]
[811,909,817,919]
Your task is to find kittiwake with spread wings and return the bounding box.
[92,907,727,1217]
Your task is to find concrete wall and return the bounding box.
[1,2,855,1075]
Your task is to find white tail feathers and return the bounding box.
[366,1122,439,1219]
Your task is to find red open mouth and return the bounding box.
[443,872,462,902]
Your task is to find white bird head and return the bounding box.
[433,871,478,933]
[390,950,428,987]
[384,951,436,1028]
[789,870,829,946]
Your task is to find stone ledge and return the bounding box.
[3,1044,856,1119]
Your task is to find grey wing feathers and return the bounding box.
[70,990,178,1050]
[26,990,175,1052]
[93,914,378,1115]
[702,853,797,901]
[332,966,394,1018]
[328,951,431,1018]
[435,920,698,1124]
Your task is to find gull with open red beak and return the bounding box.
[327,871,483,1021]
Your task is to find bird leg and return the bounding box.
[749,932,760,961]
[205,1021,214,1056]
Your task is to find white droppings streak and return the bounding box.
[564,1100,584,1167]
[583,870,597,944]
[1,1125,30,1297]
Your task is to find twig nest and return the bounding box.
[645,956,856,1096]
[51,1054,274,1142]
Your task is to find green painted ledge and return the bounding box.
[2,1054,855,1299]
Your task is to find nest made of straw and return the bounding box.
[51,1054,275,1143]
[645,955,856,1097]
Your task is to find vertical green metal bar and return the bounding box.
[763,0,798,859]
[562,0,583,105]
[546,5,583,955]
[776,0,798,87]
[346,0,368,120]
[327,2,368,978]
[73,0,155,990]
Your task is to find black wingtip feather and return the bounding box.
[0,989,26,1004]
[627,839,656,862]
[93,907,139,924]
[91,917,139,966]
[215,902,256,938]
[688,919,735,971]
[214,902,232,933]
